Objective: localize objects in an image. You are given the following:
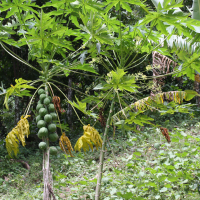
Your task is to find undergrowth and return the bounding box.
[1,114,200,200]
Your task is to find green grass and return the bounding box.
[1,118,200,199]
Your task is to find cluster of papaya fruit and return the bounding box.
[36,88,58,155]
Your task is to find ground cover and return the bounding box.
[1,114,200,200]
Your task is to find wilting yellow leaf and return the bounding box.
[59,132,73,157]
[74,124,103,152]
[6,128,19,157]
[5,115,30,157]
[74,135,93,152]
[17,115,30,146]
[84,125,103,150]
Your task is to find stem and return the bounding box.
[0,41,41,73]
[49,79,89,96]
[43,83,50,200]
[24,82,44,116]
[42,84,56,200]
[49,82,85,126]
[95,91,116,200]
[119,3,123,68]
[124,19,158,70]
[90,88,113,111]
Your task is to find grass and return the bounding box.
[1,114,200,199]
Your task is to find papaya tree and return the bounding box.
[0,0,104,199]
[72,0,200,199]
[1,0,200,200]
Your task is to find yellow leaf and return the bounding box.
[59,132,73,157]
[74,135,93,152]
[6,129,19,157]
[5,115,30,157]
[74,124,103,152]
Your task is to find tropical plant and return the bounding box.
[1,0,200,199]
[150,0,200,105]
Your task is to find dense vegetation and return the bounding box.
[1,0,200,199]
[1,113,200,199]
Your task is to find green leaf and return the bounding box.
[171,138,179,143]
[184,90,198,101]
[147,182,157,187]
[93,83,104,90]
[4,78,36,109]
[156,20,168,35]
[70,63,98,74]
[121,2,132,12]
[168,176,178,182]
[70,96,87,113]
[133,152,141,156]
[117,192,134,199]
[69,96,97,118]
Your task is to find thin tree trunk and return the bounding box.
[43,84,55,200]
[194,73,200,107]
[194,80,200,107]
[12,47,20,123]
[67,76,73,130]
[95,92,116,200]
[15,96,20,123]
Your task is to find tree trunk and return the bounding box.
[43,84,55,200]
[15,96,20,123]
[194,73,200,107]
[12,47,20,123]
[67,76,73,130]
[194,80,200,107]
[95,92,116,200]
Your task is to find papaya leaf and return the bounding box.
[74,125,103,152]
[184,90,198,101]
[5,128,19,157]
[69,96,98,118]
[79,51,87,64]
[4,78,36,109]
[112,91,197,122]
[104,68,139,92]
[59,132,74,157]
[74,135,93,152]
[93,83,105,90]
[125,112,154,126]
[5,115,30,157]
[83,124,103,150]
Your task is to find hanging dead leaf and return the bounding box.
[59,132,73,157]
[160,127,171,143]
[52,96,61,113]
[195,74,200,83]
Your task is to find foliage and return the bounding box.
[1,117,200,199]
[59,132,74,157]
[1,0,200,199]
[4,78,36,109]
[5,115,30,157]
[74,124,103,152]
